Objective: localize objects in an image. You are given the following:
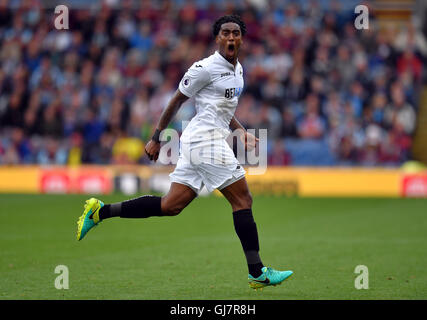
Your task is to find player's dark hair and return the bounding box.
[212,15,246,37]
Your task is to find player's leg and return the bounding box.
[76,182,197,240]
[220,177,293,289]
[219,177,263,276]
[99,182,197,219]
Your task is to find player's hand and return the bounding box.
[240,131,259,151]
[145,140,161,161]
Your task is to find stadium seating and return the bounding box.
[0,0,425,167]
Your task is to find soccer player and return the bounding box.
[77,15,293,290]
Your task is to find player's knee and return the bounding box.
[233,192,252,211]
[168,206,183,216]
[245,193,253,209]
[161,201,184,216]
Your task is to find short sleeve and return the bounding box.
[178,63,211,98]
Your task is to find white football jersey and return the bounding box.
[178,50,244,143]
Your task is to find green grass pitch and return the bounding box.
[0,193,426,300]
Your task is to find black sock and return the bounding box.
[232,208,264,277]
[98,203,120,220]
[99,195,163,220]
[249,263,264,278]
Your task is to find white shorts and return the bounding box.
[169,140,246,194]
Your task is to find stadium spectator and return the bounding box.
[297,94,326,140]
[384,83,417,135]
[268,140,291,166]
[280,108,298,138]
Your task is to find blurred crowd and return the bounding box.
[0,0,426,166]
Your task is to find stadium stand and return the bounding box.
[0,0,425,166]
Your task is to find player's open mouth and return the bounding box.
[227,44,235,53]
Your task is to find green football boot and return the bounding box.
[248,267,293,290]
[76,198,104,241]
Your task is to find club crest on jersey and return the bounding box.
[225,87,242,99]
[182,77,190,87]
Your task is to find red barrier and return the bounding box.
[402,175,427,198]
[40,167,112,194]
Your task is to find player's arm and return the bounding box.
[156,89,188,132]
[146,62,210,161]
[229,116,258,150]
[145,89,188,161]
[229,116,245,132]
